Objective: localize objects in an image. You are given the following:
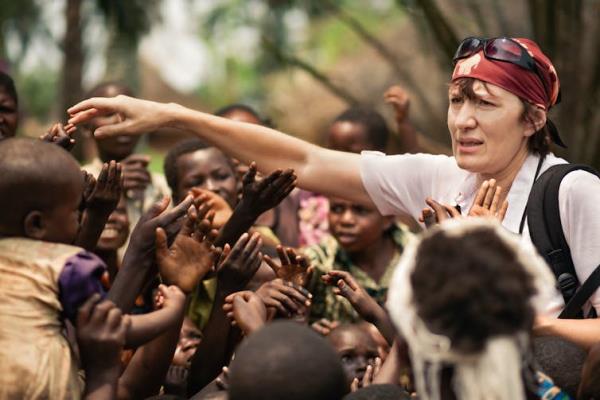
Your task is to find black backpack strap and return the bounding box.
[527,163,600,318]
[559,264,600,318]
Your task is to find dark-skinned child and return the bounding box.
[304,196,411,324]
[0,138,215,399]
[328,324,381,390]
[0,71,18,140]
[81,82,170,231]
[227,321,348,400]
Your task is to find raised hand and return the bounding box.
[322,270,382,323]
[121,154,152,194]
[311,318,340,336]
[190,188,233,229]
[350,357,382,392]
[468,179,509,221]
[255,278,312,318]
[222,290,267,335]
[84,160,123,217]
[163,365,188,396]
[156,204,218,293]
[263,245,313,287]
[67,95,172,138]
[40,122,76,150]
[216,232,263,293]
[384,85,410,123]
[239,162,296,215]
[76,294,131,397]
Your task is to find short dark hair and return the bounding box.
[228,321,349,400]
[163,138,210,197]
[85,81,133,99]
[333,107,390,152]
[0,138,81,232]
[215,103,272,127]
[411,226,536,354]
[343,384,411,400]
[0,71,18,105]
[451,77,550,156]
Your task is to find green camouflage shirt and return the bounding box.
[303,224,412,324]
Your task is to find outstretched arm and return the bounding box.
[67,96,372,206]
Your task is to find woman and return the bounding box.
[68,38,600,331]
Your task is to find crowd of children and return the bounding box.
[1,33,600,400]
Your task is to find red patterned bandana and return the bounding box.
[452,38,560,111]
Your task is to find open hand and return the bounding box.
[67,95,172,138]
[216,232,263,293]
[239,162,296,216]
[156,204,218,293]
[468,179,508,221]
[311,318,340,336]
[255,278,312,318]
[322,270,384,323]
[223,290,267,335]
[350,357,382,392]
[84,160,123,217]
[40,122,76,150]
[121,154,152,193]
[263,245,313,287]
[190,188,233,229]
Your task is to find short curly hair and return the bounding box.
[163,138,209,200]
[333,107,389,152]
[411,226,536,354]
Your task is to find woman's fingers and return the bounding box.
[482,179,496,208]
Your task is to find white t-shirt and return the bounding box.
[360,151,600,316]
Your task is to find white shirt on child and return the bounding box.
[360,151,600,316]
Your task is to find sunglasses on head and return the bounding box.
[453,37,557,103]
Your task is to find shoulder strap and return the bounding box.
[527,163,600,318]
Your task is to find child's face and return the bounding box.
[43,174,85,244]
[326,121,372,153]
[172,317,203,367]
[97,197,129,251]
[176,148,238,207]
[328,197,392,253]
[330,328,379,385]
[0,86,18,140]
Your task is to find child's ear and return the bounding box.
[23,211,47,240]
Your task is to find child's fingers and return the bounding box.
[106,306,123,330]
[373,357,382,376]
[263,254,280,276]
[242,162,257,186]
[442,203,461,218]
[276,245,291,266]
[351,377,360,392]
[155,227,169,260]
[363,364,374,387]
[77,293,101,325]
[180,206,197,237]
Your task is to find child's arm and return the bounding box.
[125,284,186,348]
[40,122,76,150]
[222,290,268,336]
[76,295,130,400]
[187,232,263,395]
[107,195,194,313]
[75,162,123,251]
[323,270,395,345]
[117,286,185,399]
[214,163,296,247]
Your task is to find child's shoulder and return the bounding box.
[0,238,85,265]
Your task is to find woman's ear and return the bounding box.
[524,107,547,137]
[23,211,46,240]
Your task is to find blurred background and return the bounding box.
[1,0,599,169]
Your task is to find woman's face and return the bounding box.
[447,80,535,175]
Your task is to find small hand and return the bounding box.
[238,162,297,216]
[156,204,218,293]
[216,232,263,293]
[384,85,410,123]
[84,160,123,216]
[163,365,189,396]
[40,122,76,150]
[215,366,230,391]
[263,245,313,287]
[255,278,312,318]
[76,294,131,379]
[311,318,340,336]
[121,154,152,193]
[223,291,267,335]
[468,179,509,221]
[322,270,383,323]
[190,188,233,229]
[418,197,460,227]
[350,357,382,391]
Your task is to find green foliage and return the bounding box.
[15,68,58,122]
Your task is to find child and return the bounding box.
[0,138,203,398]
[305,196,410,323]
[387,219,568,400]
[81,82,170,230]
[0,71,18,140]
[227,321,348,400]
[327,324,381,389]
[94,196,129,281]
